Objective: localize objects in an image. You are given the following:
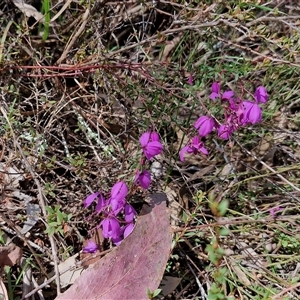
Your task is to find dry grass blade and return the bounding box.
[0,279,8,300]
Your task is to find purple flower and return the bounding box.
[242,101,262,124]
[179,146,191,161]
[83,240,98,253]
[110,198,126,215]
[179,136,208,162]
[223,109,242,133]
[112,235,123,246]
[254,86,268,104]
[222,90,234,101]
[140,131,163,160]
[209,82,220,101]
[235,102,247,125]
[109,181,128,215]
[124,204,137,223]
[84,192,102,208]
[194,116,215,137]
[111,181,128,202]
[217,124,233,140]
[190,136,208,155]
[112,223,135,246]
[149,132,160,142]
[100,216,121,240]
[270,206,282,218]
[123,223,135,239]
[187,74,194,86]
[209,82,235,102]
[95,193,107,213]
[134,170,151,189]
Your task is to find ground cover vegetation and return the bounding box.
[1,0,300,299]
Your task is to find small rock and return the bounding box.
[224,248,234,256]
[151,161,164,178]
[265,243,273,252]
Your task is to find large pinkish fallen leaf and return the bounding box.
[56,193,172,300]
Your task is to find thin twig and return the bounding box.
[271,281,300,299]
[173,215,300,233]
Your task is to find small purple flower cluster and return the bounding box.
[134,131,163,189]
[83,131,163,252]
[270,206,282,218]
[83,182,135,247]
[180,82,268,161]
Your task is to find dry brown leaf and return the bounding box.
[0,163,24,189]
[57,254,85,288]
[228,258,251,286]
[12,0,45,22]
[159,35,183,62]
[187,165,216,183]
[160,276,181,296]
[0,244,23,267]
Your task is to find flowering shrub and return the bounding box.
[180,82,268,161]
[82,83,268,252]
[83,131,163,252]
